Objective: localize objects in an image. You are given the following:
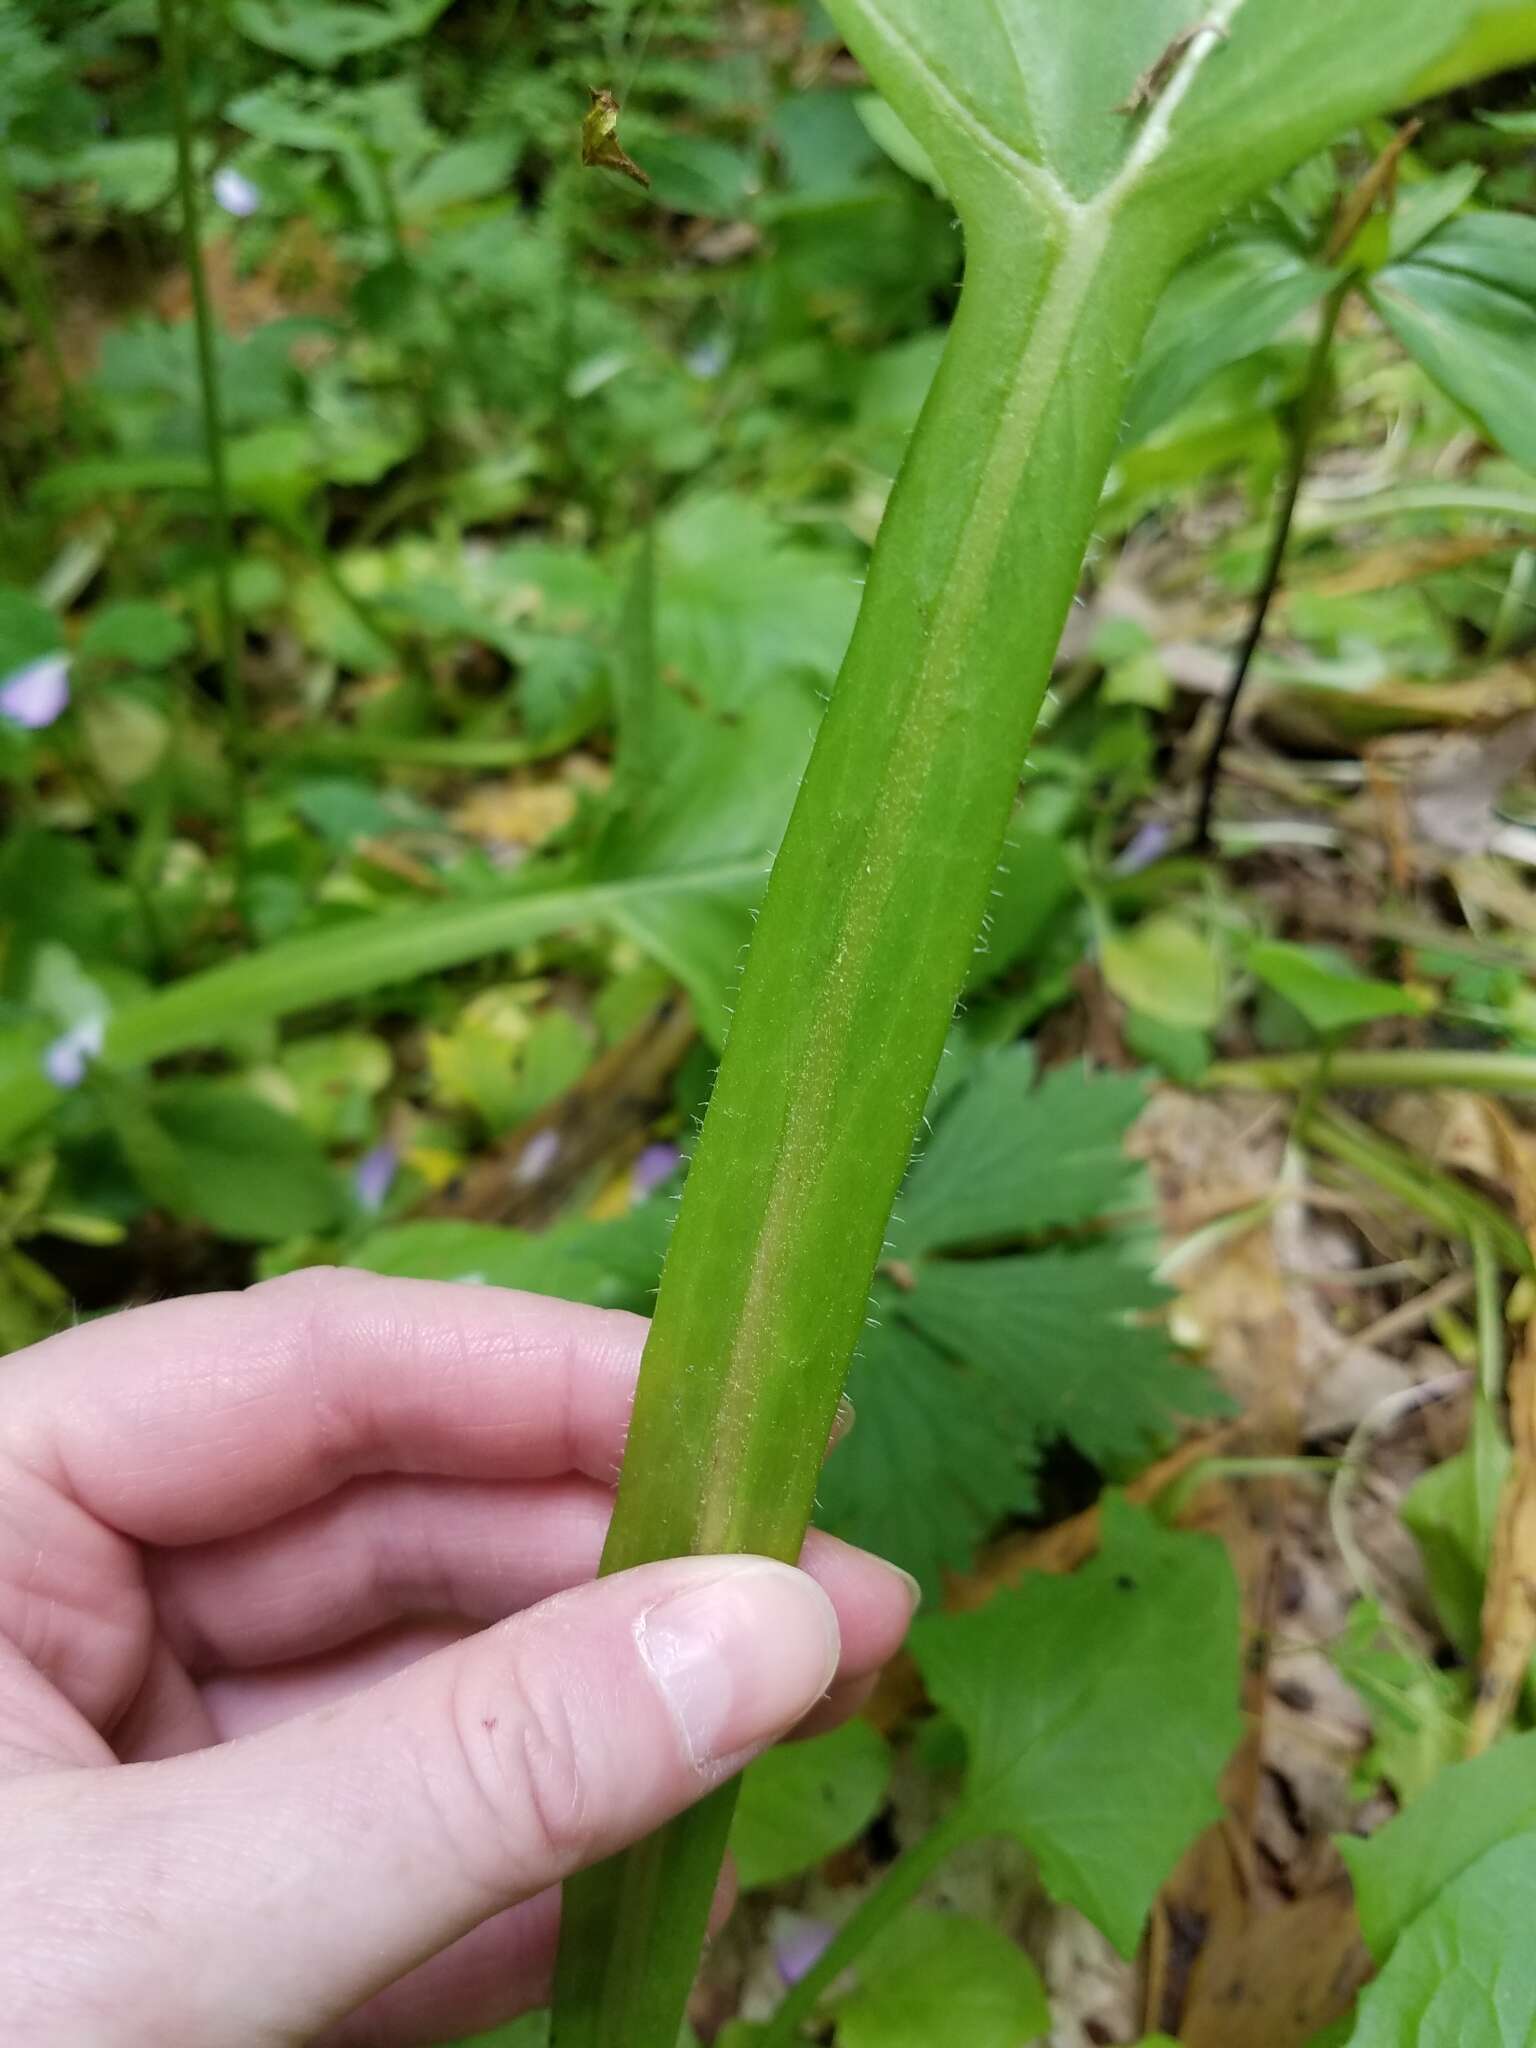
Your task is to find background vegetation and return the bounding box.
[5,5,1536,2044]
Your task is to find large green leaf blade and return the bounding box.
[911,1497,1242,1954]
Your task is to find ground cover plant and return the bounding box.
[7,5,1536,2046]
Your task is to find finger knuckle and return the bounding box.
[440,1648,595,1894]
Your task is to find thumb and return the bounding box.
[6,1556,839,2044]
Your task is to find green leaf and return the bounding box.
[79,602,192,669]
[1400,1416,1509,1659]
[911,1497,1242,1954]
[0,588,61,674]
[831,1911,1049,2048]
[349,1202,673,1316]
[1124,228,1334,446]
[902,1240,1227,1472]
[1330,1601,1466,1806]
[896,1049,1149,1255]
[819,1319,1038,1600]
[1346,1834,1536,2046]
[111,1081,343,1243]
[1101,914,1224,1030]
[855,94,947,196]
[1368,213,1536,470]
[821,1062,1222,1595]
[729,1720,892,1891]
[1247,940,1429,1036]
[231,0,452,67]
[1340,1731,1536,1963]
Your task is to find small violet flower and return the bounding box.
[43,1014,104,1091]
[773,1917,835,1989]
[353,1141,399,1214]
[213,166,262,218]
[632,1141,681,1200]
[0,654,70,731]
[1112,818,1174,877]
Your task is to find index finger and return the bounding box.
[0,1268,647,1545]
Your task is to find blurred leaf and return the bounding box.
[911,1497,1242,1954]
[108,1080,343,1242]
[231,0,453,68]
[1247,940,1429,1035]
[1346,1834,1536,2045]
[1124,229,1333,446]
[855,94,947,195]
[1330,1600,1466,1805]
[1340,1730,1536,1962]
[79,602,191,669]
[0,589,61,674]
[831,1911,1049,2048]
[1401,1410,1509,1659]
[273,1032,391,1145]
[1389,164,1484,261]
[730,1719,892,1891]
[350,1198,673,1316]
[1101,914,1224,1030]
[1369,213,1536,470]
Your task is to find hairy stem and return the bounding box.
[1192,275,1350,850]
[551,169,1177,2048]
[160,0,251,922]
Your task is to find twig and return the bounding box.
[1192,273,1349,849]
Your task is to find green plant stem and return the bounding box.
[1305,1103,1532,1275]
[552,123,1185,2048]
[1192,274,1350,850]
[159,0,251,923]
[757,1812,973,2048]
[1206,1049,1536,1096]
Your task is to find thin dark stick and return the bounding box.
[1192,275,1350,851]
[160,0,251,926]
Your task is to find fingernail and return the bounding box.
[638,1559,841,1771]
[888,1562,923,1615]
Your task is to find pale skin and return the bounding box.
[0,1268,916,2046]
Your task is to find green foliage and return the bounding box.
[103,1077,343,1242]
[729,1719,892,1892]
[910,1496,1242,1955]
[1367,212,1536,469]
[1246,940,1429,1036]
[820,1052,1225,1596]
[1346,1834,1536,2047]
[1340,1731,1536,1963]
[829,1911,1049,2048]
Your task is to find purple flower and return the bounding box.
[353,1140,398,1213]
[1112,818,1174,876]
[774,1917,835,1988]
[43,1014,104,1090]
[632,1142,681,1200]
[213,166,262,218]
[0,654,70,731]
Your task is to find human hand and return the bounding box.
[0,1269,915,2046]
